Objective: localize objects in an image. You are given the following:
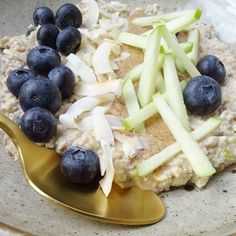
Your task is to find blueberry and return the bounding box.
[183,75,222,116]
[19,78,62,114]
[48,66,75,99]
[60,146,100,184]
[27,46,61,75]
[55,3,82,29]
[7,69,35,97]
[56,26,81,56]
[33,6,55,26]
[21,107,57,143]
[197,55,226,84]
[37,24,59,49]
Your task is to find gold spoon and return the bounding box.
[0,113,165,225]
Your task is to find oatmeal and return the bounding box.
[0,1,235,196]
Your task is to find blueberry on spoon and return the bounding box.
[55,3,82,29]
[56,26,82,56]
[48,66,75,99]
[60,146,100,184]
[37,24,59,49]
[196,55,226,84]
[19,77,62,114]
[183,75,222,116]
[27,46,61,75]
[21,107,57,143]
[7,69,36,97]
[33,6,55,26]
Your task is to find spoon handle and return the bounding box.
[0,113,58,166]
[0,113,21,143]
[0,113,32,152]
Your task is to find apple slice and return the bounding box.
[175,58,186,74]
[156,70,165,93]
[137,117,222,176]
[123,102,157,131]
[123,63,143,84]
[163,53,190,130]
[117,32,148,50]
[118,32,193,53]
[138,27,162,107]
[158,9,202,34]
[179,80,188,91]
[152,93,216,177]
[123,54,164,84]
[164,42,193,54]
[143,9,202,36]
[132,9,199,26]
[160,24,201,77]
[123,80,187,131]
[123,80,145,132]
[174,29,200,73]
[187,28,200,65]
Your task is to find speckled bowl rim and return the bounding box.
[0,0,236,236]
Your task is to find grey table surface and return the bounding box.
[0,1,236,236]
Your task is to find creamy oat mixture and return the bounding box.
[0,1,235,195]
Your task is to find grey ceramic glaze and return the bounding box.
[0,1,236,236]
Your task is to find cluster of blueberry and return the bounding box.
[183,55,226,116]
[34,4,82,56]
[6,4,85,143]
[7,3,100,184]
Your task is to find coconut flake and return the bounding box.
[75,114,123,132]
[99,19,112,28]
[105,115,123,129]
[63,96,102,116]
[92,107,115,196]
[59,95,113,128]
[111,61,119,71]
[122,143,137,158]
[76,116,94,132]
[66,54,97,83]
[93,107,115,146]
[99,142,114,196]
[98,142,109,176]
[92,28,109,45]
[81,0,99,28]
[79,28,96,42]
[59,114,78,129]
[110,1,128,9]
[92,41,121,74]
[76,43,96,66]
[108,72,117,80]
[119,51,131,61]
[112,14,128,32]
[74,79,122,96]
[113,132,150,158]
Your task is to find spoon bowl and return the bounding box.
[0,113,165,225]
